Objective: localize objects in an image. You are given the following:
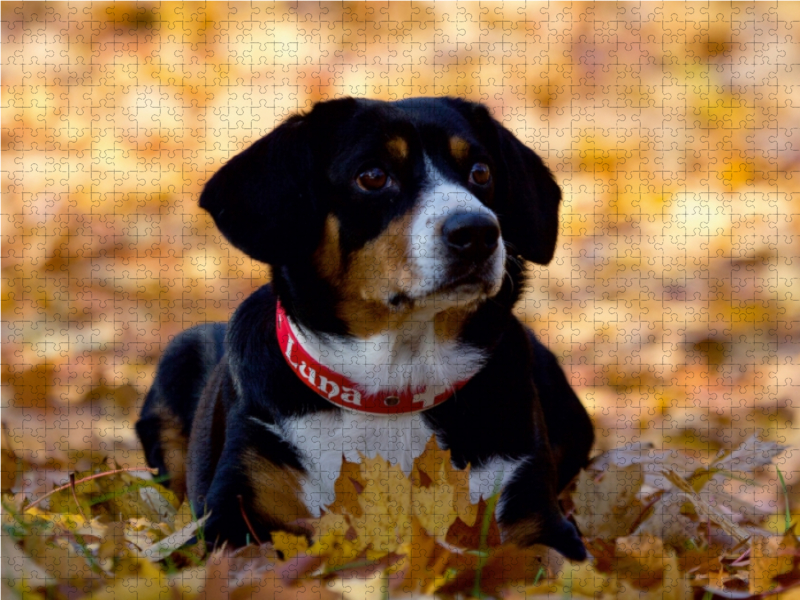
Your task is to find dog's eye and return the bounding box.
[469,163,491,186]
[357,168,389,191]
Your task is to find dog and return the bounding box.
[135,97,594,561]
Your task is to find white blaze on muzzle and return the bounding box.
[406,159,506,301]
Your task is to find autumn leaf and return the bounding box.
[573,463,644,540]
[140,513,210,562]
[325,457,365,518]
[713,435,788,475]
[614,535,682,590]
[390,517,453,595]
[44,461,178,526]
[351,453,412,558]
[411,435,477,529]
[1,533,57,596]
[445,496,503,550]
[317,436,482,565]
[662,469,750,543]
[88,550,169,600]
[750,530,800,595]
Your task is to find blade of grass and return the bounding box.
[323,558,384,575]
[777,466,792,532]
[471,473,504,599]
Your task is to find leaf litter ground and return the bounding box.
[2,435,798,599]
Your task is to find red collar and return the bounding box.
[275,300,469,415]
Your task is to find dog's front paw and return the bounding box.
[505,516,587,562]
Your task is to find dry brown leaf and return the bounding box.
[390,517,452,596]
[438,542,584,598]
[46,464,178,525]
[701,479,771,525]
[1,426,19,494]
[677,547,723,577]
[663,469,750,543]
[713,434,788,474]
[707,565,727,590]
[24,530,102,586]
[198,549,252,600]
[504,572,584,598]
[633,491,697,549]
[444,496,503,550]
[326,570,388,600]
[587,443,704,489]
[224,544,283,587]
[504,554,689,600]
[169,566,208,598]
[198,547,332,600]
[614,535,673,589]
[1,533,56,595]
[573,463,644,540]
[749,533,798,595]
[614,535,689,599]
[96,520,127,572]
[140,513,209,562]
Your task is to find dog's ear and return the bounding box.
[448,99,562,265]
[199,98,357,265]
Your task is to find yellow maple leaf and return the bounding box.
[307,513,363,569]
[353,454,412,558]
[271,530,310,561]
[326,457,365,518]
[88,550,169,600]
[320,437,479,562]
[412,436,477,530]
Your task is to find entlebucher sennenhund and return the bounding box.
[136,97,594,561]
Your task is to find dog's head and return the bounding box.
[200,97,561,335]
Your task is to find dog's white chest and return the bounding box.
[280,411,434,516]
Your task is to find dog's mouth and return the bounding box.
[388,264,501,310]
[436,265,495,294]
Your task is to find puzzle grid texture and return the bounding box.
[2,2,800,595]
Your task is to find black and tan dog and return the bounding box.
[136,97,594,561]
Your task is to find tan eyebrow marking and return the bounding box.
[449,136,470,162]
[387,136,409,160]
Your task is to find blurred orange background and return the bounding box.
[3,2,799,513]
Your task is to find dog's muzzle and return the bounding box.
[442,212,500,263]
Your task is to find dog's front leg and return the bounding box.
[192,414,311,549]
[497,455,587,561]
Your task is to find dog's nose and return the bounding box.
[442,212,500,262]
